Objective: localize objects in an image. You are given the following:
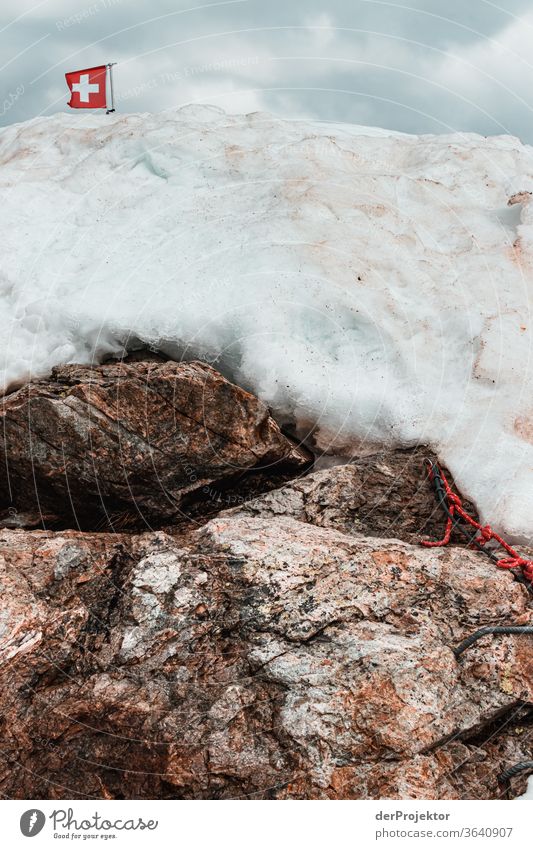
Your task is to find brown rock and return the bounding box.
[312,732,533,800]
[0,514,531,800]
[0,360,310,527]
[225,447,476,545]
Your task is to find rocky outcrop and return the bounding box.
[0,360,310,528]
[0,360,531,800]
[1,513,531,800]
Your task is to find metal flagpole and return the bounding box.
[106,63,116,114]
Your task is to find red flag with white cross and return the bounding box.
[65,65,108,109]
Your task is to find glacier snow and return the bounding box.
[2,105,533,541]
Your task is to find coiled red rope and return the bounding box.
[421,463,533,583]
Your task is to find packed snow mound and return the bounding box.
[2,105,533,540]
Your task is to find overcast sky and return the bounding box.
[2,0,533,141]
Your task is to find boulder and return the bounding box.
[226,447,476,545]
[1,514,531,799]
[0,361,310,527]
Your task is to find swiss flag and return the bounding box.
[65,65,107,109]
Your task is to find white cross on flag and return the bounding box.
[65,65,107,109]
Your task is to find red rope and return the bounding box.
[421,465,533,583]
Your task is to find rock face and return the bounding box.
[0,360,310,527]
[1,514,531,800]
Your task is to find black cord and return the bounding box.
[498,761,533,785]
[427,462,498,559]
[453,625,533,657]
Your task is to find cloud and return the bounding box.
[304,12,337,50]
[2,0,533,142]
[434,11,533,136]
